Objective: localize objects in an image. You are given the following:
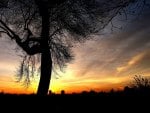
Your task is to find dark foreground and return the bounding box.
[0,91,150,112]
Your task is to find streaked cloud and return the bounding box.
[117,50,150,73]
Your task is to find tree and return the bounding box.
[0,0,140,95]
[132,75,150,90]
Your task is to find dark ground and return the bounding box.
[0,90,149,112]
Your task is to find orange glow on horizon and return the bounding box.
[0,73,130,94]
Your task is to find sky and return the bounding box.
[0,1,150,94]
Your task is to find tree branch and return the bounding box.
[0,19,17,38]
[0,30,7,34]
[0,19,41,55]
[49,28,61,38]
[13,35,42,55]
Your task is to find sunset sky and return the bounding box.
[0,1,150,94]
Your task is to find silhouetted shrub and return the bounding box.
[61,90,65,95]
[132,75,150,89]
[129,75,150,95]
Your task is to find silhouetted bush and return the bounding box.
[61,90,65,95]
[132,75,150,89]
[125,75,150,95]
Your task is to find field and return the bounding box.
[0,89,149,112]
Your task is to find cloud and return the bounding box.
[117,50,150,73]
[70,9,150,79]
[58,15,150,93]
[0,38,21,76]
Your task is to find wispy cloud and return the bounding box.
[117,50,150,73]
[69,10,150,79]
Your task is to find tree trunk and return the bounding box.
[37,49,52,95]
[37,4,51,95]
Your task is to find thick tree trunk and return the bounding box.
[37,49,52,95]
[37,4,51,95]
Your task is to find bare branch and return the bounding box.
[0,30,7,34]
[49,28,61,39]
[122,8,128,20]
[0,19,41,55]
[0,19,17,37]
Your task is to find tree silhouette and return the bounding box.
[0,0,140,95]
[132,75,150,90]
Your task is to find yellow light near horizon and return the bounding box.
[49,69,75,93]
[49,74,131,94]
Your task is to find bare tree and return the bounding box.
[0,0,141,95]
[132,75,150,90]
